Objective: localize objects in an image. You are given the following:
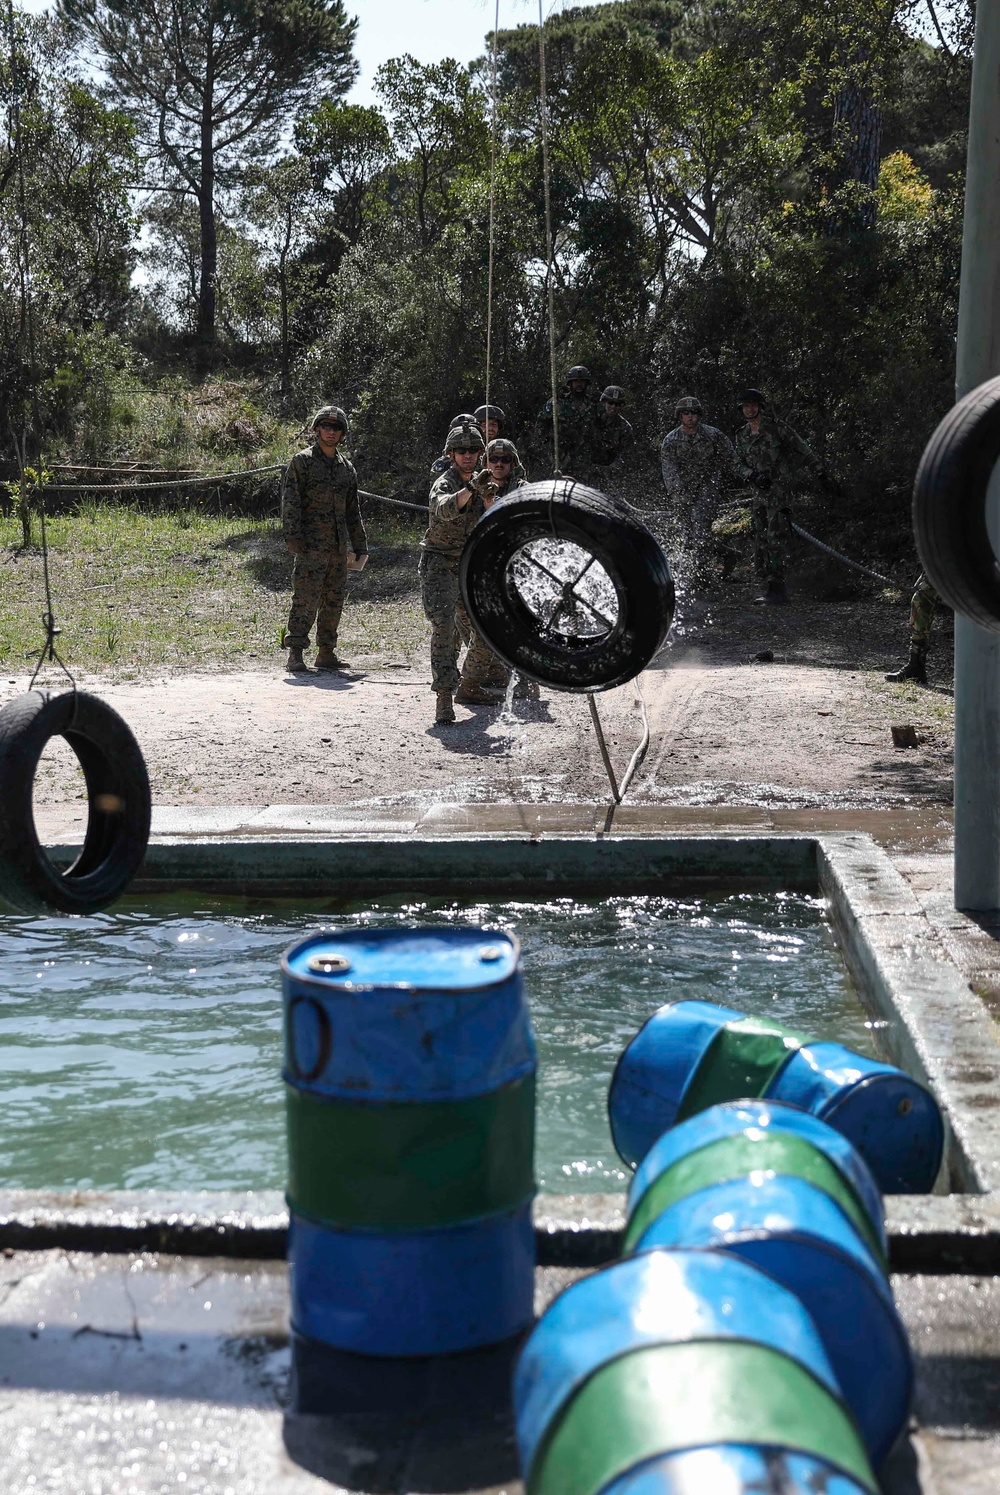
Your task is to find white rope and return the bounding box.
[537,0,561,474]
[484,0,501,430]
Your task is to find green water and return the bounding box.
[0,891,876,1195]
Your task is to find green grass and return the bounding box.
[1,503,425,673]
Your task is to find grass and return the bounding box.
[0,502,426,673]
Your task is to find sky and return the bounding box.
[21,0,607,106]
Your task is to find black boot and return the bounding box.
[754,579,789,605]
[885,645,928,685]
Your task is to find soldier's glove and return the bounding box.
[471,469,500,501]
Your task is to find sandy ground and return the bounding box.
[6,577,955,827]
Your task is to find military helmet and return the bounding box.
[737,388,767,407]
[311,404,349,432]
[474,404,505,426]
[445,422,486,453]
[675,396,704,415]
[448,412,479,430]
[565,365,592,384]
[486,438,519,464]
[601,386,625,404]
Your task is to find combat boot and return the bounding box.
[885,645,928,685]
[315,647,348,671]
[435,690,456,725]
[755,580,789,605]
[285,646,307,672]
[455,682,496,705]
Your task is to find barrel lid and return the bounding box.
[282,926,519,991]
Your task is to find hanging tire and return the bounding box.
[913,374,1000,631]
[0,690,152,915]
[459,479,674,691]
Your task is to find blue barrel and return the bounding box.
[628,1100,886,1263]
[601,1446,872,1493]
[631,1175,912,1466]
[609,1000,742,1166]
[282,926,537,1356]
[769,1042,945,1193]
[514,1248,876,1495]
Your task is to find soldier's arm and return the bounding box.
[659,437,681,495]
[281,456,307,546]
[430,473,473,518]
[344,465,367,554]
[781,422,822,473]
[715,431,739,481]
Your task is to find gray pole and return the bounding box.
[953,3,1000,911]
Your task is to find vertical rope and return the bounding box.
[484,0,501,431]
[537,0,560,474]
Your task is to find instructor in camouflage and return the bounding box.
[537,365,595,474]
[734,388,823,605]
[420,421,487,725]
[885,572,940,685]
[281,406,367,672]
[660,396,737,584]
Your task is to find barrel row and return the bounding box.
[608,998,945,1192]
[515,1097,916,1494]
[283,927,538,1357]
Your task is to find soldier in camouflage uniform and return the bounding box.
[281,406,367,672]
[457,438,540,705]
[420,422,487,724]
[660,396,737,584]
[430,414,479,481]
[734,388,823,605]
[589,386,634,468]
[885,573,939,684]
[537,365,596,475]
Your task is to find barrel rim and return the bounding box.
[280,925,523,995]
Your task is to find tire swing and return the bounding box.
[913,373,1000,631]
[0,687,152,916]
[459,478,675,692]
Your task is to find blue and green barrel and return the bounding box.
[624,1108,912,1466]
[608,999,944,1191]
[514,1248,877,1495]
[282,926,537,1356]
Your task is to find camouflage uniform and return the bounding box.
[910,572,938,648]
[589,408,634,467]
[660,422,737,582]
[537,390,595,475]
[281,441,367,650]
[420,464,485,693]
[460,464,527,689]
[734,417,822,583]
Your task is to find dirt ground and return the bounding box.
[7,570,955,824]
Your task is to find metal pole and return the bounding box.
[953,4,1000,911]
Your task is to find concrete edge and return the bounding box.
[818,834,1000,1194]
[2,1188,1000,1274]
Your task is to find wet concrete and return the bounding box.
[0,1250,997,1494]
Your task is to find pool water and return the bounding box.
[0,891,876,1195]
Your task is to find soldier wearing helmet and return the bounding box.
[590,385,634,467]
[659,396,738,588]
[420,422,488,724]
[456,438,539,706]
[474,404,506,444]
[429,413,481,481]
[536,365,596,474]
[281,405,367,674]
[734,387,824,605]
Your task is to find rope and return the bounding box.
[587,695,620,803]
[790,523,891,585]
[537,0,561,475]
[38,464,284,494]
[484,0,500,431]
[618,677,651,798]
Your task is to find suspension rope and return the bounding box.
[790,522,891,585]
[537,0,561,475]
[484,0,500,432]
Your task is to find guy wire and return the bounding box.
[537,0,560,475]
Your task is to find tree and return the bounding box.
[57,0,358,363]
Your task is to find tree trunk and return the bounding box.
[196,49,217,370]
[833,82,883,230]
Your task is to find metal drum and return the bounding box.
[631,1175,912,1466]
[282,926,536,1356]
[514,1248,876,1495]
[600,1446,872,1493]
[625,1100,887,1268]
[770,1042,945,1193]
[608,1000,804,1167]
[608,1000,944,1194]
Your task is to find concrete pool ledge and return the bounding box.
[24,815,1000,1272]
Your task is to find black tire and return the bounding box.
[913,375,1000,631]
[459,479,674,691]
[0,690,151,914]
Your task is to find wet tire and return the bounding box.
[913,375,1000,631]
[0,690,151,914]
[459,479,674,691]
